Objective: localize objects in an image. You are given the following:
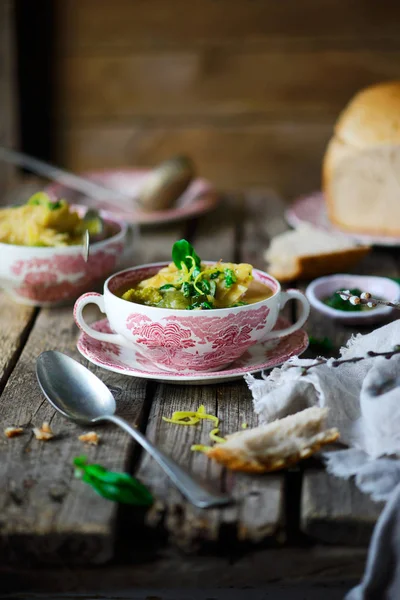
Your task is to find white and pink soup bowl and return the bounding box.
[74,263,310,373]
[0,206,133,307]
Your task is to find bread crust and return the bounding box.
[335,81,400,149]
[268,245,370,283]
[207,428,339,473]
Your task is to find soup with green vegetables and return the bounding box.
[117,239,273,310]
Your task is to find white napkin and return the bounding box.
[245,320,400,501]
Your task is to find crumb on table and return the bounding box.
[4,426,24,438]
[78,431,100,445]
[33,422,54,441]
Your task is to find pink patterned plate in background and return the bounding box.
[46,168,219,226]
[77,316,309,385]
[285,191,400,247]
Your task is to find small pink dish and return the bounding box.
[0,206,133,307]
[46,168,219,226]
[74,263,310,373]
[77,316,309,385]
[306,274,400,325]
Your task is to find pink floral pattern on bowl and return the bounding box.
[77,317,309,385]
[11,243,123,303]
[124,305,270,371]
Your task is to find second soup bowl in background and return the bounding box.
[0,206,136,307]
[74,262,310,372]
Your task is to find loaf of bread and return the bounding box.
[206,407,339,473]
[323,81,400,236]
[264,224,370,282]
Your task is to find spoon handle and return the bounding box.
[101,414,232,509]
[0,146,134,205]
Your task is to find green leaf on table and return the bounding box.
[172,239,201,271]
[73,456,153,507]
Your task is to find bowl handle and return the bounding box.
[74,292,127,346]
[264,289,310,340]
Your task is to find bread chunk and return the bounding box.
[207,407,339,473]
[264,225,369,282]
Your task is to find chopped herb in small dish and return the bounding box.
[306,274,400,325]
[323,288,378,312]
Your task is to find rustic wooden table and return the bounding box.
[0,190,397,596]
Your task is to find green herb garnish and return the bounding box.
[210,271,221,280]
[27,192,63,211]
[200,301,213,310]
[172,239,201,271]
[199,279,211,294]
[181,282,193,297]
[159,284,176,291]
[224,268,237,288]
[73,456,153,507]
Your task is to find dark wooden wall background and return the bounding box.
[16,1,400,198]
[0,0,16,199]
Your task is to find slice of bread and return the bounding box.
[323,81,400,236]
[206,407,339,473]
[264,225,370,282]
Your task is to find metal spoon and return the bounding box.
[36,351,232,509]
[0,146,137,208]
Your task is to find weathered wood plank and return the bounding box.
[0,306,149,565]
[0,293,37,393]
[190,194,239,262]
[137,381,283,550]
[0,545,368,591]
[57,50,400,123]
[134,194,286,550]
[301,470,383,546]
[240,189,290,270]
[0,204,189,564]
[56,0,400,52]
[56,121,331,198]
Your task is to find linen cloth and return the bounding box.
[245,319,400,500]
[246,320,400,598]
[345,482,400,599]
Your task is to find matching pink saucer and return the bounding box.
[77,316,308,385]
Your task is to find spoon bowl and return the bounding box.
[36,351,116,423]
